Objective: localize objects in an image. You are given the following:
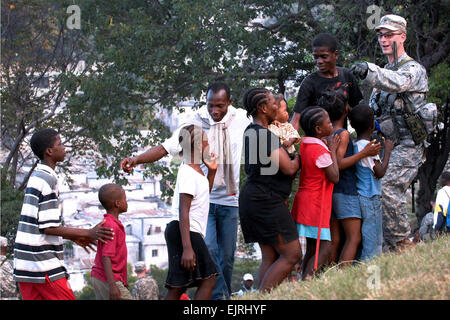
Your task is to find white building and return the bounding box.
[127,214,174,269]
[59,157,175,292]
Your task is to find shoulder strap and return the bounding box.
[393,57,415,71]
[333,128,346,135]
[394,57,415,112]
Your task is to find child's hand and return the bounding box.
[326,134,340,153]
[89,220,114,244]
[181,247,196,272]
[272,120,282,127]
[109,282,122,300]
[282,140,294,149]
[362,139,381,157]
[384,139,394,152]
[203,153,219,171]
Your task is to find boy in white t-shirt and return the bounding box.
[164,125,219,300]
[349,105,394,261]
[433,171,450,234]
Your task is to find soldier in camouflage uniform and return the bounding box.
[131,261,159,300]
[1,236,19,299]
[351,15,429,251]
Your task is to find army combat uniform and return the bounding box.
[1,256,19,299]
[131,275,159,300]
[365,52,428,248]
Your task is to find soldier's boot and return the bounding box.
[395,238,416,253]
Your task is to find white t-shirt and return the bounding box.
[433,185,450,229]
[354,140,381,172]
[172,164,210,237]
[162,105,251,207]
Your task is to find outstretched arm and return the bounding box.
[120,145,168,173]
[364,62,427,93]
[43,221,114,252]
[336,131,380,170]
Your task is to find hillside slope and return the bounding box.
[236,236,449,300]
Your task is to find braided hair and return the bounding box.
[318,88,348,122]
[300,106,328,137]
[242,87,271,118]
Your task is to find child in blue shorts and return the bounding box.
[349,105,394,261]
[319,89,381,266]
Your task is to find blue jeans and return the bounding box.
[204,203,239,300]
[359,195,383,261]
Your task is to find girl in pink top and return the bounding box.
[291,106,340,280]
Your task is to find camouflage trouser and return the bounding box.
[381,143,425,246]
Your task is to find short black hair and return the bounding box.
[318,88,348,121]
[440,171,450,185]
[242,87,271,118]
[98,183,124,211]
[312,33,338,52]
[30,128,59,160]
[300,106,328,137]
[348,104,374,135]
[207,82,231,100]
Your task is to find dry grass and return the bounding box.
[234,235,450,300]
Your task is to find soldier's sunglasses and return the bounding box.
[377,32,402,39]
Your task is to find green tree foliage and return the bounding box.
[0,177,24,254]
[2,0,448,235]
[75,271,96,300]
[1,1,90,185]
[75,1,449,216]
[148,264,168,298]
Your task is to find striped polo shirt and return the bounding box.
[13,163,68,283]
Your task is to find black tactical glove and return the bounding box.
[350,62,369,80]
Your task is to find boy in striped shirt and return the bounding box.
[13,128,114,300]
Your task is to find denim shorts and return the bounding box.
[359,195,383,261]
[332,193,362,220]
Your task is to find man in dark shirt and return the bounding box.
[291,33,363,131]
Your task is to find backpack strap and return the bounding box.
[393,57,415,71]
[333,128,346,135]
